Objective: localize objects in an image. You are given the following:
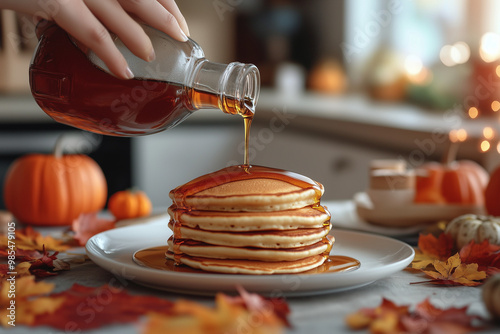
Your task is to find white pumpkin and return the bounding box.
[445,214,500,248]
[482,274,500,320]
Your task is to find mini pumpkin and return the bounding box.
[445,214,500,248]
[482,274,500,320]
[108,189,152,220]
[3,137,107,226]
[415,143,489,205]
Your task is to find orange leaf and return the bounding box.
[459,239,500,271]
[71,212,115,246]
[33,284,174,330]
[418,233,455,260]
[346,298,487,334]
[0,226,70,252]
[0,276,63,327]
[421,253,487,286]
[143,290,289,334]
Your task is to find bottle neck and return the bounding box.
[189,61,260,117]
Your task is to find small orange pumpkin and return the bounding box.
[108,189,152,220]
[485,165,500,216]
[415,142,489,205]
[3,137,107,225]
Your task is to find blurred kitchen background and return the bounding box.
[1,0,500,208]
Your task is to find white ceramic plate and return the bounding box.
[86,216,415,297]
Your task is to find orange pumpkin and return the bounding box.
[3,138,107,226]
[108,189,152,220]
[415,143,489,205]
[485,165,500,216]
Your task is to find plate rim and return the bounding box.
[86,218,415,296]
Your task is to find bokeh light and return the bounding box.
[480,140,491,152]
[468,107,479,119]
[483,126,495,139]
[479,32,500,63]
[492,101,500,112]
[440,42,471,66]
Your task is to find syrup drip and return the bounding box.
[134,246,360,275]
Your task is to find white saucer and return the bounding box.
[86,215,414,297]
[353,192,484,227]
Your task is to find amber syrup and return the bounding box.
[30,24,255,137]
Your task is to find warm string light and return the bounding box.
[492,101,500,112]
[449,128,468,143]
[479,126,498,153]
[468,107,479,119]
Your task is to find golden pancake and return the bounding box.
[166,165,332,274]
[165,251,328,274]
[168,221,332,248]
[169,165,324,212]
[167,235,334,261]
[167,205,331,231]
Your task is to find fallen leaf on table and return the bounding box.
[0,261,32,279]
[33,284,174,330]
[410,232,500,285]
[417,253,487,286]
[459,240,500,274]
[0,276,64,327]
[71,212,115,246]
[144,291,289,334]
[411,233,455,270]
[0,246,69,280]
[346,298,408,333]
[0,248,42,261]
[346,297,485,334]
[0,226,70,252]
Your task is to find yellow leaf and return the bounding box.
[1,276,63,327]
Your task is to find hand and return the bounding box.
[2,0,190,79]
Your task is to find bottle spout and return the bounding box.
[189,61,260,117]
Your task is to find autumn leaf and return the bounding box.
[33,284,174,330]
[0,248,43,261]
[459,240,500,273]
[419,253,487,286]
[412,233,455,270]
[0,276,64,327]
[346,298,408,333]
[143,291,289,334]
[72,212,115,246]
[0,261,32,279]
[0,226,70,252]
[346,298,486,334]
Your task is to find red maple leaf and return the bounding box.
[33,284,174,330]
[72,213,116,246]
[346,297,487,334]
[418,233,455,260]
[459,240,500,271]
[0,248,43,261]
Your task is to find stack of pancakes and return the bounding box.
[166,165,333,274]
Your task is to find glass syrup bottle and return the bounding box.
[29,21,260,137]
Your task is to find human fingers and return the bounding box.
[51,0,133,79]
[156,0,190,37]
[118,0,189,42]
[85,0,155,63]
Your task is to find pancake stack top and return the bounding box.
[167,165,333,274]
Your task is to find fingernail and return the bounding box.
[179,29,188,42]
[148,48,156,62]
[124,67,134,79]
